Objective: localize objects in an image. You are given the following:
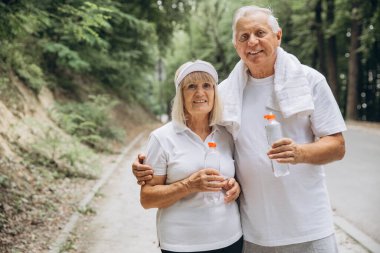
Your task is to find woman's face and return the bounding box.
[182,79,215,119]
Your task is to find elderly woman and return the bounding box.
[140,60,242,253]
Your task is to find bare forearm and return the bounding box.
[140,179,191,209]
[298,133,345,164]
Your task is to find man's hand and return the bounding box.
[267,133,345,165]
[267,138,303,164]
[223,178,241,203]
[132,154,154,185]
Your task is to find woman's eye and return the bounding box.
[239,34,249,42]
[187,84,196,90]
[203,83,212,90]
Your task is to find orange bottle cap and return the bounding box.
[208,142,217,148]
[264,114,276,120]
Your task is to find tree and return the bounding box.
[325,0,339,101]
[314,0,327,77]
[346,0,362,120]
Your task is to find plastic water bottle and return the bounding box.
[264,112,290,177]
[204,142,221,203]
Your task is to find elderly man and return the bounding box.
[133,5,346,253]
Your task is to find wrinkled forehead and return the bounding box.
[235,12,271,32]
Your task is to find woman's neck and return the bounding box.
[186,115,211,141]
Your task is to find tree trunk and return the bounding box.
[346,2,361,120]
[315,0,327,77]
[326,0,340,103]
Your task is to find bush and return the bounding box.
[51,94,125,151]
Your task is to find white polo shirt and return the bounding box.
[235,65,347,246]
[145,121,242,252]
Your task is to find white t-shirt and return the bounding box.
[145,121,242,252]
[235,65,347,246]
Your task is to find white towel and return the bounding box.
[218,60,248,139]
[218,47,314,139]
[270,47,314,118]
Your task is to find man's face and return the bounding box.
[234,12,282,72]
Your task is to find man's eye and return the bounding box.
[257,30,266,37]
[239,34,249,42]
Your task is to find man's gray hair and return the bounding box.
[232,6,280,44]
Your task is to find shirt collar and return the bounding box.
[172,120,221,135]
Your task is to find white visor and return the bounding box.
[174,60,218,89]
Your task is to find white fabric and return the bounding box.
[218,60,248,139]
[242,233,338,253]
[218,47,314,139]
[175,60,218,89]
[235,65,346,247]
[144,122,242,252]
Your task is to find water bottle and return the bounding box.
[264,112,290,177]
[204,142,222,203]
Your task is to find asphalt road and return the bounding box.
[325,124,380,248]
[64,125,377,253]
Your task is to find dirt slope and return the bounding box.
[0,72,156,252]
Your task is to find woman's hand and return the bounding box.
[184,168,225,193]
[223,178,241,203]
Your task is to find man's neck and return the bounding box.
[248,68,274,78]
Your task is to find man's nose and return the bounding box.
[247,34,259,45]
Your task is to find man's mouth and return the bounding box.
[248,50,263,55]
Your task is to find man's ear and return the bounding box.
[277,28,282,46]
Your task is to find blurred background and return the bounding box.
[1,0,379,122]
[0,0,379,252]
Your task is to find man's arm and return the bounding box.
[268,132,345,165]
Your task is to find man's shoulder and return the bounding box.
[301,64,326,86]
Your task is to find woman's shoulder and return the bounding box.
[150,122,175,137]
[214,124,233,141]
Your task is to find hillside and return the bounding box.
[0,72,157,252]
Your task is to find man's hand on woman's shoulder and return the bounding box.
[132,154,154,185]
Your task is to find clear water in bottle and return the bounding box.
[264,113,290,177]
[204,142,222,203]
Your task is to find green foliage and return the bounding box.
[41,41,90,72]
[77,205,96,215]
[0,174,10,188]
[55,1,112,48]
[51,95,125,151]
[12,51,46,92]
[12,118,100,178]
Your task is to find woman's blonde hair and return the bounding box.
[171,71,222,127]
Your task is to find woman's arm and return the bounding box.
[140,168,225,209]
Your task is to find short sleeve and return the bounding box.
[310,78,347,137]
[144,134,168,176]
